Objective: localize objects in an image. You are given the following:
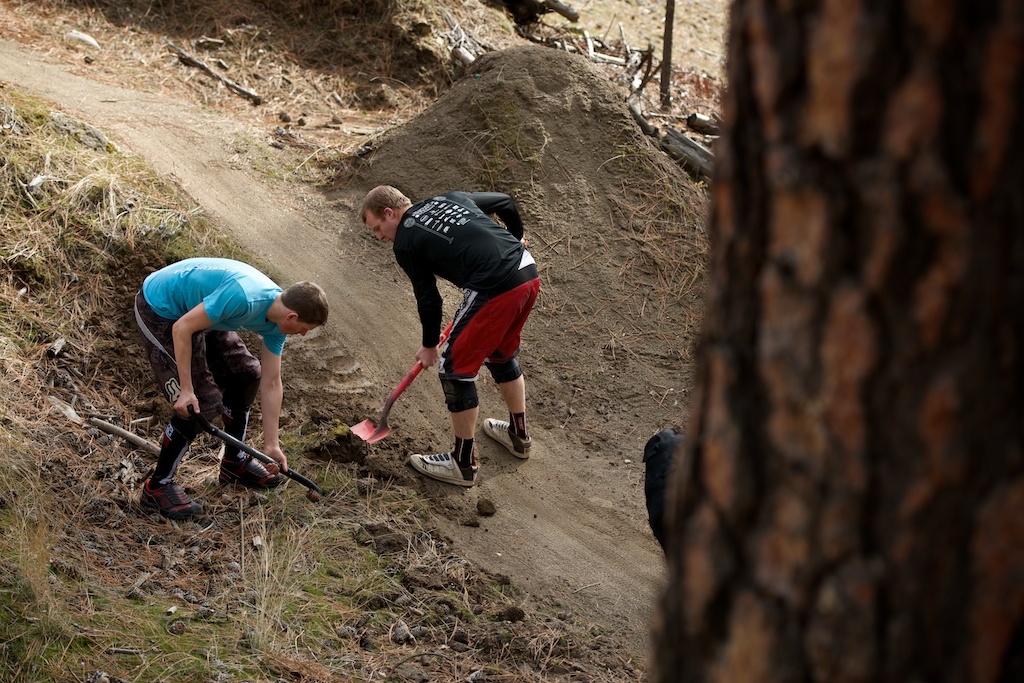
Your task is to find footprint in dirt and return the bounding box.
[282,332,371,410]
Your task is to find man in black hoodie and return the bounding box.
[360,185,541,487]
[643,428,685,553]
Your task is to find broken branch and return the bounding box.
[546,0,580,22]
[164,38,262,106]
[88,417,160,456]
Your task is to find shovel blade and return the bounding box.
[351,418,393,443]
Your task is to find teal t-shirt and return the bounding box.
[142,258,287,355]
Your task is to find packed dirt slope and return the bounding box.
[0,28,707,665]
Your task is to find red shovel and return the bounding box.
[352,322,453,444]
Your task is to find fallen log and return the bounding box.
[164,38,262,106]
[505,0,578,25]
[546,0,579,22]
[686,112,720,136]
[628,102,659,137]
[661,128,713,180]
[628,104,714,180]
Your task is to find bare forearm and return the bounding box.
[171,326,194,391]
[260,377,283,448]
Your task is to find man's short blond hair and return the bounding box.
[281,281,329,324]
[360,185,412,222]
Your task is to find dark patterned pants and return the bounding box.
[134,290,260,419]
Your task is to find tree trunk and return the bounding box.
[660,0,675,109]
[652,1,1024,682]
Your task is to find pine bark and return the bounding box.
[652,1,1024,682]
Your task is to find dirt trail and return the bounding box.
[1,38,666,660]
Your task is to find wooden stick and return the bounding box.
[660,131,713,180]
[628,103,659,137]
[164,39,262,105]
[87,417,160,456]
[545,0,580,22]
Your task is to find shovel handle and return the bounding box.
[378,322,454,413]
[381,362,426,411]
[188,407,324,495]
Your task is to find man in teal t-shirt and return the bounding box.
[134,258,329,520]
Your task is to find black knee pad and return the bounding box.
[222,373,260,408]
[441,379,479,413]
[169,414,199,441]
[485,358,522,384]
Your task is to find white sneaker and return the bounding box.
[483,418,532,459]
[408,451,478,487]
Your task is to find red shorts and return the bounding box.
[440,277,540,380]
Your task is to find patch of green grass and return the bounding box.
[280,417,353,453]
[470,91,550,192]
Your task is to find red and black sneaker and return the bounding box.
[219,455,284,489]
[140,480,203,520]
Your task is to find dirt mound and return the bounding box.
[351,44,649,193]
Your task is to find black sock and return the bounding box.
[152,416,196,485]
[509,412,527,439]
[454,437,475,469]
[221,407,250,462]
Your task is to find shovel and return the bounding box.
[188,407,325,502]
[352,322,453,443]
